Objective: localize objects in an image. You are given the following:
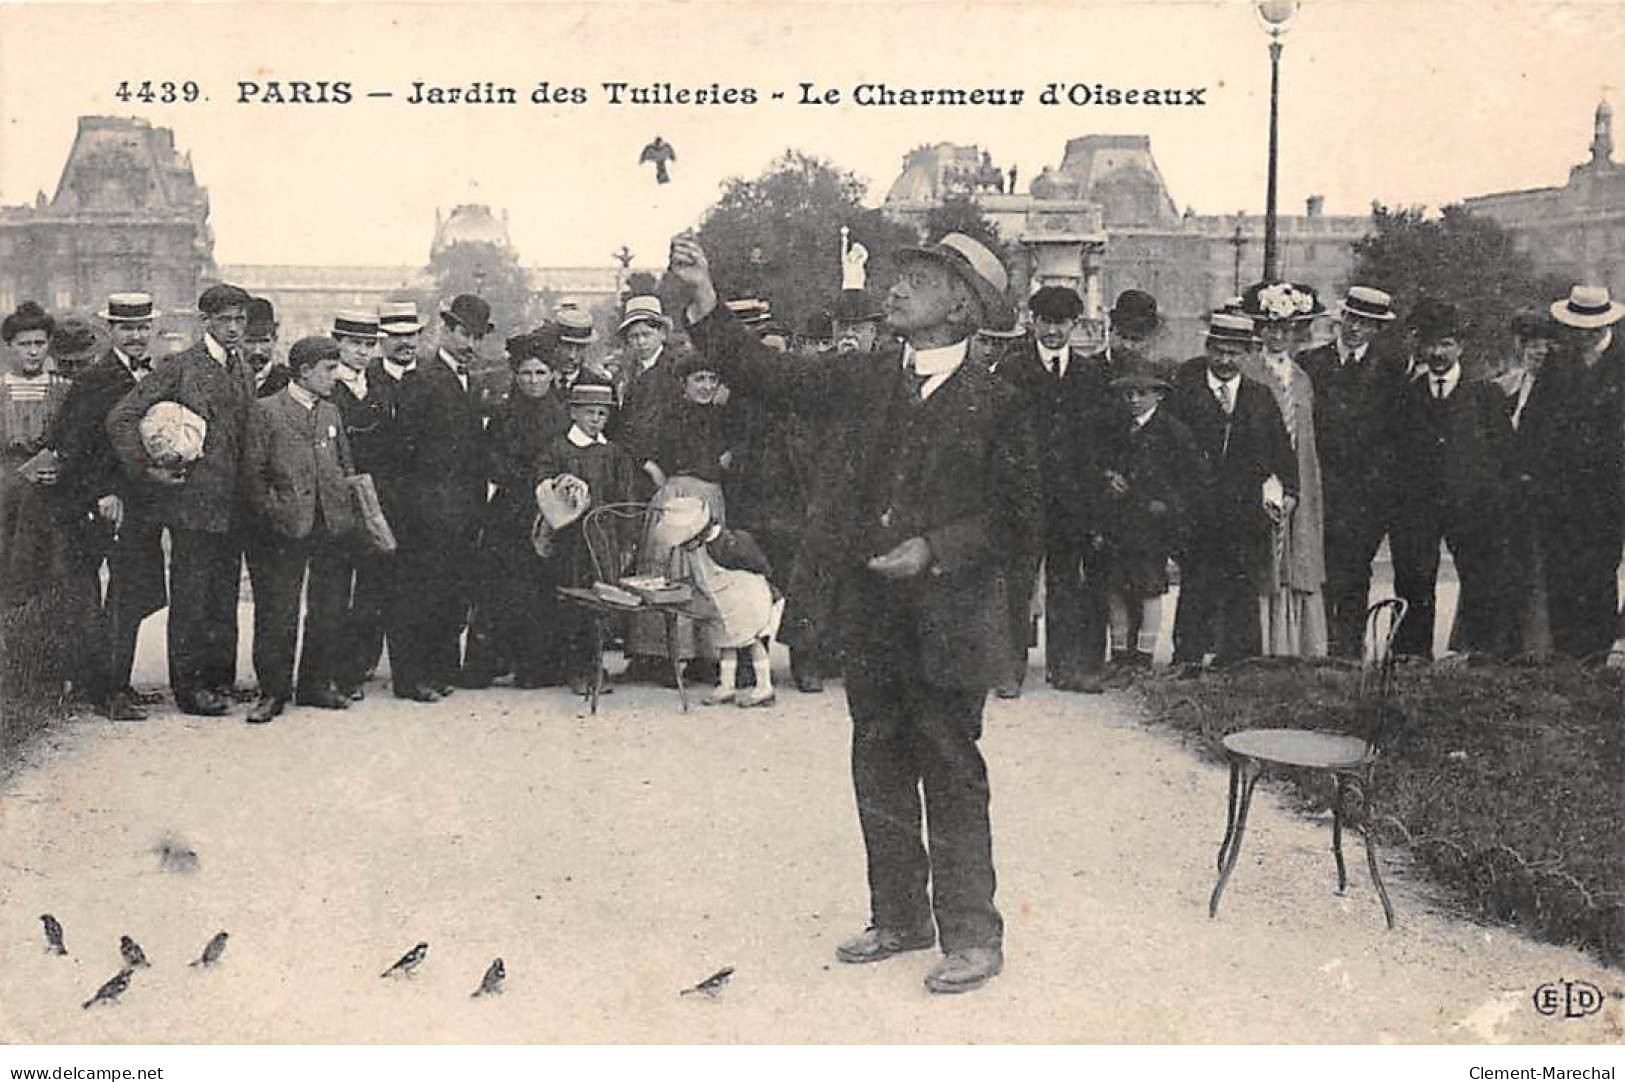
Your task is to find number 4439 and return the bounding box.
[114,81,202,104]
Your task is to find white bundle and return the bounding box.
[139,401,207,467]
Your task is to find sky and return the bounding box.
[0,0,1621,270]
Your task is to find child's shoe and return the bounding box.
[703,687,737,706]
[737,687,776,708]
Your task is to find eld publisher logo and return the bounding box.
[1533,979,1604,1018]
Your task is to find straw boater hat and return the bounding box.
[552,307,595,345]
[725,298,773,326]
[567,382,616,409]
[332,310,381,340]
[1550,285,1625,329]
[1207,312,1260,344]
[617,296,671,335]
[651,496,711,549]
[1339,285,1397,323]
[99,292,159,322]
[378,300,424,335]
[894,233,1013,328]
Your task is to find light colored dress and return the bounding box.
[687,539,775,648]
[1242,351,1329,658]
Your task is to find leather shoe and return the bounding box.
[294,687,350,710]
[995,680,1022,699]
[123,686,165,706]
[794,672,824,693]
[395,684,439,703]
[429,681,456,698]
[340,682,367,702]
[246,695,286,724]
[835,925,936,964]
[177,689,230,717]
[923,946,1003,994]
[102,691,146,722]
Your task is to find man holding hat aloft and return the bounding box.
[1164,312,1297,670]
[1298,285,1407,658]
[1541,285,1625,661]
[995,284,1116,694]
[241,336,358,723]
[108,283,258,716]
[388,293,491,701]
[1387,299,1513,660]
[52,292,167,719]
[670,229,1039,995]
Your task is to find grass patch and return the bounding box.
[1138,660,1624,967]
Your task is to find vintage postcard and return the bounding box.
[0,0,1620,1067]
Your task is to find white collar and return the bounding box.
[1585,328,1615,361]
[113,347,147,374]
[903,339,968,400]
[203,334,228,364]
[336,364,367,399]
[1206,368,1242,394]
[1037,343,1068,365]
[567,423,607,448]
[1337,335,1369,364]
[286,381,319,410]
[1425,362,1462,397]
[382,357,414,381]
[1132,404,1158,429]
[638,346,664,373]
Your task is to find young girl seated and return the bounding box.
[652,496,779,707]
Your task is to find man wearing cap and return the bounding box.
[1298,285,1406,658]
[832,289,886,356]
[1388,299,1512,659]
[615,295,681,466]
[670,230,1038,995]
[549,306,603,394]
[1164,312,1297,669]
[108,283,258,716]
[1542,285,1625,661]
[241,336,358,723]
[389,293,490,700]
[245,297,288,398]
[52,293,168,719]
[996,284,1116,694]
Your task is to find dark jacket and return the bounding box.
[1100,403,1206,563]
[1164,358,1297,550]
[1392,370,1512,513]
[395,352,486,544]
[53,351,148,524]
[691,307,1040,689]
[996,339,1113,542]
[1298,338,1406,516]
[485,391,570,534]
[615,347,687,466]
[105,337,257,534]
[243,388,356,540]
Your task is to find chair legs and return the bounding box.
[1217,757,1241,872]
[1209,757,1260,918]
[1350,774,1396,929]
[1332,774,1349,894]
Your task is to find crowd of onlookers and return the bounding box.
[0,267,1621,725]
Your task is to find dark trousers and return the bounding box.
[844,664,1001,952]
[393,532,475,689]
[1321,492,1387,659]
[1390,500,1505,659]
[250,526,350,699]
[1543,519,1623,661]
[167,527,241,698]
[1172,537,1260,665]
[1043,535,1107,682]
[1002,553,1042,686]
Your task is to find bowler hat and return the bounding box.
[1550,284,1625,329]
[289,335,341,371]
[833,290,883,325]
[99,292,159,322]
[379,300,424,335]
[1407,297,1462,342]
[198,283,251,315]
[567,382,616,409]
[1109,289,1162,337]
[1028,286,1085,323]
[894,232,1013,329]
[1509,309,1561,341]
[246,297,276,337]
[441,294,494,335]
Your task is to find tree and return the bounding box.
[423,240,540,367]
[1352,203,1568,366]
[923,194,1004,255]
[693,150,920,334]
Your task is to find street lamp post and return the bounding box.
[1256,0,1299,282]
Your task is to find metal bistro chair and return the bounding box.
[1208,598,1409,929]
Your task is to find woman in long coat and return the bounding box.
[1241,282,1329,658]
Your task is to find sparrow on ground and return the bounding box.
[40,913,66,955]
[119,935,150,969]
[680,966,735,998]
[190,931,229,967]
[471,957,505,998]
[82,968,133,1009]
[381,942,429,978]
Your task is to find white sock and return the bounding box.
[749,640,773,694]
[717,652,737,690]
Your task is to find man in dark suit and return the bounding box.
[1388,299,1513,659]
[241,337,358,723]
[245,297,289,399]
[107,283,257,716]
[390,294,489,701]
[672,230,1039,996]
[994,286,1120,694]
[1298,286,1406,658]
[356,300,421,694]
[1165,313,1297,668]
[1543,285,1625,662]
[52,292,168,720]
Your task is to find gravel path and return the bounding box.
[0,610,1618,1044]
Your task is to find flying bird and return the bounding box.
[40,913,66,955]
[82,968,133,1009]
[119,935,150,969]
[639,136,676,185]
[471,957,506,998]
[381,942,429,978]
[191,931,229,967]
[680,966,735,999]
